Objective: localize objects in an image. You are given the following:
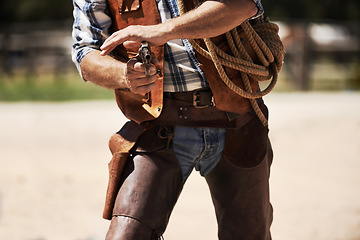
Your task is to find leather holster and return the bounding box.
[103,121,146,220]
[105,125,184,240]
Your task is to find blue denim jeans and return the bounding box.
[172,126,226,181]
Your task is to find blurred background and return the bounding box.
[0,0,359,98]
[0,0,359,240]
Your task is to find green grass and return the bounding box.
[1,61,359,102]
[0,71,115,101]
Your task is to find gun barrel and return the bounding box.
[143,48,151,61]
[139,42,152,76]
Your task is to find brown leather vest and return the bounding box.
[107,0,258,124]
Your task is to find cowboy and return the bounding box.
[72,0,284,239]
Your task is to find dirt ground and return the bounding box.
[0,92,359,240]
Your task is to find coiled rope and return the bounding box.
[177,0,285,126]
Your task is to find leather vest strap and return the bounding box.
[108,0,164,123]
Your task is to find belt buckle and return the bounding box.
[193,90,213,108]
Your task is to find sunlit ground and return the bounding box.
[0,92,359,240]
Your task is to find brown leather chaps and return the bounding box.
[206,113,273,240]
[105,112,273,240]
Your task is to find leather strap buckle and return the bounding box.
[193,90,213,108]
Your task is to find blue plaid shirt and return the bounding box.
[72,0,264,92]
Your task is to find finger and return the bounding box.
[132,82,156,94]
[101,31,123,47]
[100,33,127,56]
[148,64,158,76]
[123,40,142,50]
[131,61,146,73]
[100,41,120,56]
[134,75,157,86]
[127,75,157,94]
[128,66,157,82]
[132,62,158,77]
[127,58,148,74]
[127,57,158,79]
[100,36,116,56]
[130,78,157,94]
[100,42,117,56]
[127,57,140,70]
[102,32,117,46]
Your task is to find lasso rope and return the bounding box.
[177,0,285,126]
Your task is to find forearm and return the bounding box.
[81,49,159,93]
[81,50,128,89]
[165,0,258,40]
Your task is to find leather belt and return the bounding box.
[150,89,263,129]
[163,89,214,108]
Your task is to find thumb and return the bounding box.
[150,52,160,67]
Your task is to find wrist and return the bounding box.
[81,50,129,90]
[106,60,129,89]
[159,21,176,42]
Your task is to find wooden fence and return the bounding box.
[0,21,74,75]
[0,20,359,90]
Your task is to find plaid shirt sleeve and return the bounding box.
[250,0,264,20]
[71,0,112,76]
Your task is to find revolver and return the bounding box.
[138,41,152,76]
